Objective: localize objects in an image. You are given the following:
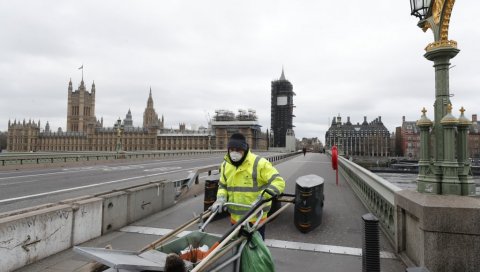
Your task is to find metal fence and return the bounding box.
[0,150,226,167]
[173,151,302,196]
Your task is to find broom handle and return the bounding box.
[140,209,212,252]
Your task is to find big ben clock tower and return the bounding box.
[271,68,295,147]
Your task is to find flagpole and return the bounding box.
[78,64,84,81]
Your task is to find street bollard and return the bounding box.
[294,175,324,233]
[362,213,380,272]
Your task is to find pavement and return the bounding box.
[17,153,406,272]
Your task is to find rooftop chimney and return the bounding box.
[473,114,478,123]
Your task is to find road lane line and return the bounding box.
[119,226,397,259]
[0,168,97,180]
[0,167,196,204]
[0,156,221,180]
[0,180,39,186]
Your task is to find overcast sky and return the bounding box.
[1,1,479,142]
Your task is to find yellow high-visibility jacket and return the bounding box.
[217,150,285,224]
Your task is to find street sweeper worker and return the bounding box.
[212,133,285,239]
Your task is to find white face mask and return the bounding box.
[229,151,243,162]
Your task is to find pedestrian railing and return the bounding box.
[173,151,302,196]
[0,150,227,167]
[336,155,401,245]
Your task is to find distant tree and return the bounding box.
[0,131,6,151]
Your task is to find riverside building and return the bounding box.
[7,79,267,152]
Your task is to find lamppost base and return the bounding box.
[460,183,477,196]
[441,181,477,196]
[417,180,441,194]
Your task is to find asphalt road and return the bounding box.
[0,153,233,213]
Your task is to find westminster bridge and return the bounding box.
[0,150,478,271]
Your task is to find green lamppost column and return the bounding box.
[424,46,458,163]
[457,107,476,195]
[439,104,460,194]
[416,108,438,193]
[409,0,466,195]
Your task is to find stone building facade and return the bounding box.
[9,80,179,152]
[325,115,391,157]
[468,114,480,159]
[7,79,267,152]
[399,116,421,159]
[392,114,480,160]
[210,109,267,150]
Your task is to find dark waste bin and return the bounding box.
[204,174,220,211]
[203,173,228,220]
[294,175,324,233]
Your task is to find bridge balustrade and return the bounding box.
[336,155,401,245]
[0,150,227,167]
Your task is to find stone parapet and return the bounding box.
[395,190,480,271]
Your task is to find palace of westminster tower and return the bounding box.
[6,72,274,152]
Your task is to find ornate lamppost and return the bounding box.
[410,0,475,195]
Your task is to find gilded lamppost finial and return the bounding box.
[459,106,465,115]
[417,0,458,51]
[421,107,427,115]
[447,103,453,113]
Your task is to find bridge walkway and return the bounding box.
[18,153,406,272]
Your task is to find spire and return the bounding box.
[280,67,286,80]
[68,78,73,91]
[147,88,154,108]
[80,78,85,90]
[91,81,96,92]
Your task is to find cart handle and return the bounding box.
[199,209,218,232]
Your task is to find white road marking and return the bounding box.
[0,156,219,180]
[0,179,39,186]
[144,167,182,172]
[119,226,397,259]
[0,169,92,180]
[0,167,195,204]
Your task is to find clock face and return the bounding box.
[277,96,287,106]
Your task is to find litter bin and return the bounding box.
[204,174,220,211]
[204,174,228,220]
[294,175,324,233]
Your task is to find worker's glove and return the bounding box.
[212,196,226,213]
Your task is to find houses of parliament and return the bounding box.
[7,77,268,152]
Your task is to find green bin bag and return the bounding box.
[240,231,275,272]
